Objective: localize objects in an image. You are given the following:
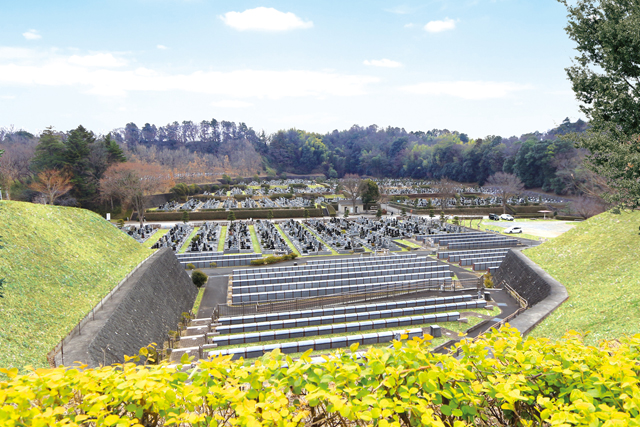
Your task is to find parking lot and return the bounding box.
[487,219,579,238]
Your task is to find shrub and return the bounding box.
[191,269,208,287]
[209,262,217,268]
[186,263,195,270]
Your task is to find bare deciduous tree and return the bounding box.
[434,178,458,211]
[571,196,607,219]
[29,169,73,204]
[342,174,362,211]
[100,162,174,226]
[485,172,525,214]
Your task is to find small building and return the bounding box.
[337,199,364,214]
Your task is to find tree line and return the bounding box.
[0,117,594,212]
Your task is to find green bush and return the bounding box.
[209,262,217,268]
[191,269,208,287]
[186,263,195,270]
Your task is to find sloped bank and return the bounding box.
[493,248,568,335]
[51,248,197,368]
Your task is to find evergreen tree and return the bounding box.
[104,133,126,164]
[31,127,66,172]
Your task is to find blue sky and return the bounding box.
[0,0,583,138]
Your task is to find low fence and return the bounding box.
[217,277,481,318]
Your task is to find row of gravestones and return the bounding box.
[151,223,193,252]
[225,221,253,254]
[187,221,221,253]
[254,219,291,255]
[125,224,157,243]
[280,219,330,256]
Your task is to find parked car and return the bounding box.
[500,214,514,221]
[504,226,522,234]
[488,213,500,220]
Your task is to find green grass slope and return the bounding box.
[524,210,640,344]
[0,201,152,369]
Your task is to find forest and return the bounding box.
[0,117,591,210]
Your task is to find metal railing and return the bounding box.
[217,277,481,318]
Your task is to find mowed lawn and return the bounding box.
[524,210,640,344]
[0,201,152,369]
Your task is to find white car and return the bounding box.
[500,214,514,221]
[504,226,522,234]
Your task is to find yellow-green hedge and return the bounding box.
[1,327,639,426]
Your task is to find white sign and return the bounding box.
[106,213,111,221]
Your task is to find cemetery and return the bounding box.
[185,221,221,253]
[224,221,254,253]
[122,224,158,243]
[150,223,193,252]
[228,254,454,304]
[280,219,331,255]
[170,263,491,361]
[253,219,292,254]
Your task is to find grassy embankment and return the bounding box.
[524,210,640,344]
[248,225,262,253]
[217,226,227,252]
[0,201,152,369]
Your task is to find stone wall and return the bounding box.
[55,248,197,368]
[493,248,568,335]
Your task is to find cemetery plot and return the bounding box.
[171,286,489,361]
[258,197,314,209]
[200,199,221,209]
[280,219,331,256]
[253,220,292,254]
[123,224,158,243]
[151,223,193,252]
[229,255,453,304]
[224,221,254,254]
[185,221,221,253]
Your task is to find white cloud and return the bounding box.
[363,58,402,68]
[424,18,456,33]
[0,54,379,99]
[211,100,254,108]
[0,47,35,59]
[157,44,168,50]
[221,7,313,31]
[22,29,41,40]
[404,23,415,28]
[68,53,127,67]
[402,81,531,100]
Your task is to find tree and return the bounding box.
[104,133,126,164]
[191,270,208,288]
[29,169,73,204]
[227,211,236,222]
[344,207,349,218]
[376,208,382,219]
[304,209,310,219]
[561,0,640,207]
[182,210,190,224]
[485,172,525,214]
[31,127,66,172]
[433,179,457,212]
[99,162,173,226]
[358,179,380,209]
[267,209,274,220]
[342,174,361,211]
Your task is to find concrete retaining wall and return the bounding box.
[493,248,568,335]
[55,248,197,368]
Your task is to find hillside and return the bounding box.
[0,201,152,369]
[524,210,640,343]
